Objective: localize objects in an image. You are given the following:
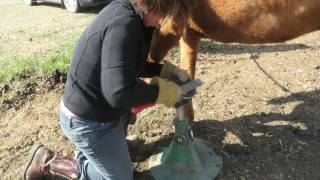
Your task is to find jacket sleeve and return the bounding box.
[139,61,162,77]
[101,15,159,108]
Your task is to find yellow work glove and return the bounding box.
[160,61,190,83]
[151,77,184,107]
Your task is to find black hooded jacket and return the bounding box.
[63,0,161,122]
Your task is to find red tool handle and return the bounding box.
[131,102,155,114]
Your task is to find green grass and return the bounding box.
[0,42,75,83]
[0,38,208,84]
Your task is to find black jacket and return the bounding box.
[63,0,161,122]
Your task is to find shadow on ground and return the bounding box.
[134,89,320,179]
[199,40,309,55]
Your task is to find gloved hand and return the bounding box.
[151,77,185,107]
[160,61,191,83]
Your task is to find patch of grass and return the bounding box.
[167,46,180,62]
[0,42,75,83]
[169,46,180,55]
[199,40,220,53]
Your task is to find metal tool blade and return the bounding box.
[179,79,203,93]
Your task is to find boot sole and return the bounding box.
[21,144,44,180]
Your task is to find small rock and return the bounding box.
[260,112,268,117]
[315,65,320,70]
[60,75,67,84]
[150,131,157,137]
[142,132,148,137]
[51,69,61,81]
[0,84,9,94]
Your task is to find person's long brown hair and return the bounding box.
[130,0,191,35]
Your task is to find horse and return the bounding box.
[148,0,320,121]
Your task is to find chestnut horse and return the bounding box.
[149,0,320,121]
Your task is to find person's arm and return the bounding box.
[140,61,162,77]
[101,15,158,108]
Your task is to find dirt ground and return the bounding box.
[0,0,98,71]
[1,1,320,180]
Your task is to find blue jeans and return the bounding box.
[60,110,133,180]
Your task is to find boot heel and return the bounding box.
[21,144,44,180]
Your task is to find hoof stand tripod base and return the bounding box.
[149,80,223,180]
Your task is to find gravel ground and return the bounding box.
[1,0,320,179]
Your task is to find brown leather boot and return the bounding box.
[22,144,79,180]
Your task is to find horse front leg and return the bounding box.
[179,29,200,124]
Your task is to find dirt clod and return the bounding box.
[0,84,9,96]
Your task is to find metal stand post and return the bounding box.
[149,104,223,180]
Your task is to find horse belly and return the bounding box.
[190,0,320,44]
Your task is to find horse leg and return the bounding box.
[148,29,180,62]
[179,29,200,124]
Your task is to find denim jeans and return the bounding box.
[60,109,133,180]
